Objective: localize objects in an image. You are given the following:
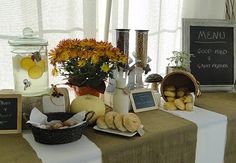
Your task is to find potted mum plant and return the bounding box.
[166,51,193,74]
[49,38,127,96]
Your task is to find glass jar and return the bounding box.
[116,29,130,70]
[115,29,130,57]
[135,30,149,68]
[8,27,49,96]
[135,30,149,88]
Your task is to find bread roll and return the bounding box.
[104,111,118,129]
[185,103,193,111]
[164,91,175,97]
[183,95,193,103]
[164,85,176,91]
[163,102,177,110]
[174,99,185,110]
[114,114,127,132]
[96,115,109,129]
[51,122,63,129]
[123,113,141,133]
[167,97,175,102]
[59,126,69,129]
[176,90,185,97]
[63,120,77,127]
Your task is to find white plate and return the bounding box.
[93,125,137,137]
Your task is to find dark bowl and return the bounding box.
[31,112,88,145]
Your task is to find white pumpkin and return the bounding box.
[70,95,106,123]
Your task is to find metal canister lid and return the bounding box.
[8,27,48,46]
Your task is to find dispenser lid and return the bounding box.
[8,27,48,46]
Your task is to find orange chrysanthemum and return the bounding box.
[49,38,128,92]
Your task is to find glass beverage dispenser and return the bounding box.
[8,27,49,96]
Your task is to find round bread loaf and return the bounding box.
[52,122,63,129]
[96,115,109,129]
[63,120,77,127]
[164,85,176,91]
[105,111,118,129]
[183,95,193,103]
[174,99,185,110]
[176,90,185,97]
[164,91,175,97]
[163,102,177,110]
[185,103,193,111]
[123,113,141,133]
[167,97,175,102]
[114,114,127,132]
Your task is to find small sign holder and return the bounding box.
[0,90,22,134]
[130,88,158,113]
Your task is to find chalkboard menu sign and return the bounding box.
[183,19,236,91]
[130,89,158,112]
[0,93,22,134]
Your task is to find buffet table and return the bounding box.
[0,92,236,163]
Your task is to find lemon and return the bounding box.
[20,57,35,70]
[37,59,46,72]
[28,65,44,79]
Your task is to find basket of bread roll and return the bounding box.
[160,70,201,111]
[28,108,94,144]
[95,111,142,136]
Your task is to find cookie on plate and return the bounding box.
[123,113,141,133]
[114,114,127,132]
[104,111,118,129]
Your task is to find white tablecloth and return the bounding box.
[161,106,227,163]
[23,131,102,163]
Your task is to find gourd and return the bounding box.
[70,95,106,123]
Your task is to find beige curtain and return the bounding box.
[106,0,225,75]
[0,0,226,89]
[0,0,105,89]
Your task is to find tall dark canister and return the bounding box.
[115,29,130,58]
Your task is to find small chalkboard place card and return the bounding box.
[130,88,158,113]
[0,90,22,134]
[182,18,236,91]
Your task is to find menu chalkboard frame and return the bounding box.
[0,93,22,134]
[182,18,236,91]
[130,88,158,113]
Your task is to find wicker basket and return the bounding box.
[31,112,93,145]
[160,70,201,101]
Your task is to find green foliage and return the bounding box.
[167,51,194,71]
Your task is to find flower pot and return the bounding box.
[72,86,100,97]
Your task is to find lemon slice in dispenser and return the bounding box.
[37,59,46,72]
[28,65,44,79]
[20,57,35,70]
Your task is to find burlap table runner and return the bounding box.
[0,134,41,163]
[0,109,197,163]
[84,109,197,163]
[195,92,236,163]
